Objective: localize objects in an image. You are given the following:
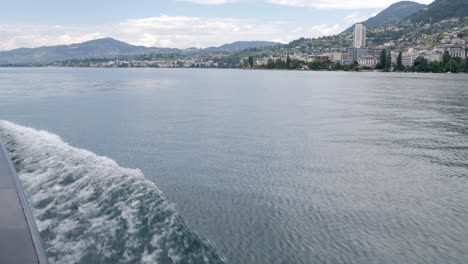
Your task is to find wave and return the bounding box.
[0,121,224,264]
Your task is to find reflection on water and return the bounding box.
[0,68,467,264]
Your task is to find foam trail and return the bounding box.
[0,120,224,264]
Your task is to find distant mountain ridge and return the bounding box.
[0,38,174,65]
[187,41,279,55]
[344,1,426,33]
[208,41,279,52]
[0,38,279,65]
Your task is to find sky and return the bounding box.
[0,0,434,51]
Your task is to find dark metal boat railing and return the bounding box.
[0,139,48,264]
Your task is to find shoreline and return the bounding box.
[0,66,466,74]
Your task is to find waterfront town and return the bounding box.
[50,18,468,72]
[260,19,468,70]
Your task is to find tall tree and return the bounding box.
[265,59,275,69]
[379,49,387,70]
[289,59,303,70]
[334,63,343,71]
[396,52,403,71]
[308,60,323,70]
[429,61,442,73]
[248,56,254,68]
[448,59,459,73]
[243,58,249,68]
[442,51,451,70]
[413,56,429,72]
[275,59,285,69]
[463,48,468,73]
[352,60,360,71]
[386,51,392,71]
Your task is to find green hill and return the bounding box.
[410,0,468,22]
[363,1,426,28]
[0,38,281,65]
[0,38,177,65]
[343,1,426,33]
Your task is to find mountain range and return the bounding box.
[0,38,170,65]
[201,41,281,54]
[0,38,279,65]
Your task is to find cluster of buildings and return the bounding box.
[348,23,372,66]
[394,46,467,67]
[55,57,219,68]
[328,23,465,68]
[54,20,468,70]
[255,21,468,69]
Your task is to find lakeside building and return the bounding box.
[358,56,379,68]
[405,46,466,62]
[353,23,367,49]
[346,23,369,64]
[326,52,348,64]
[402,49,419,67]
[347,48,369,64]
[391,51,400,64]
[448,47,467,59]
[401,48,446,67]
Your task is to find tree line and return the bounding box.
[245,50,468,73]
[244,55,360,71]
[379,48,468,73]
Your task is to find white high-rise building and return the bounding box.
[353,23,366,48]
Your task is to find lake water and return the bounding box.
[0,68,467,264]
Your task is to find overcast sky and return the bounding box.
[0,0,434,50]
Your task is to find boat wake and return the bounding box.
[0,120,224,264]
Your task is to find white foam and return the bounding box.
[0,120,223,264]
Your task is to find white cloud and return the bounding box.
[0,14,352,51]
[0,24,106,51]
[175,0,240,4]
[265,0,433,9]
[116,15,290,48]
[344,11,368,24]
[0,17,287,50]
[310,24,344,36]
[156,0,434,8]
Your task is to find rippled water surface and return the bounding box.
[0,68,467,264]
